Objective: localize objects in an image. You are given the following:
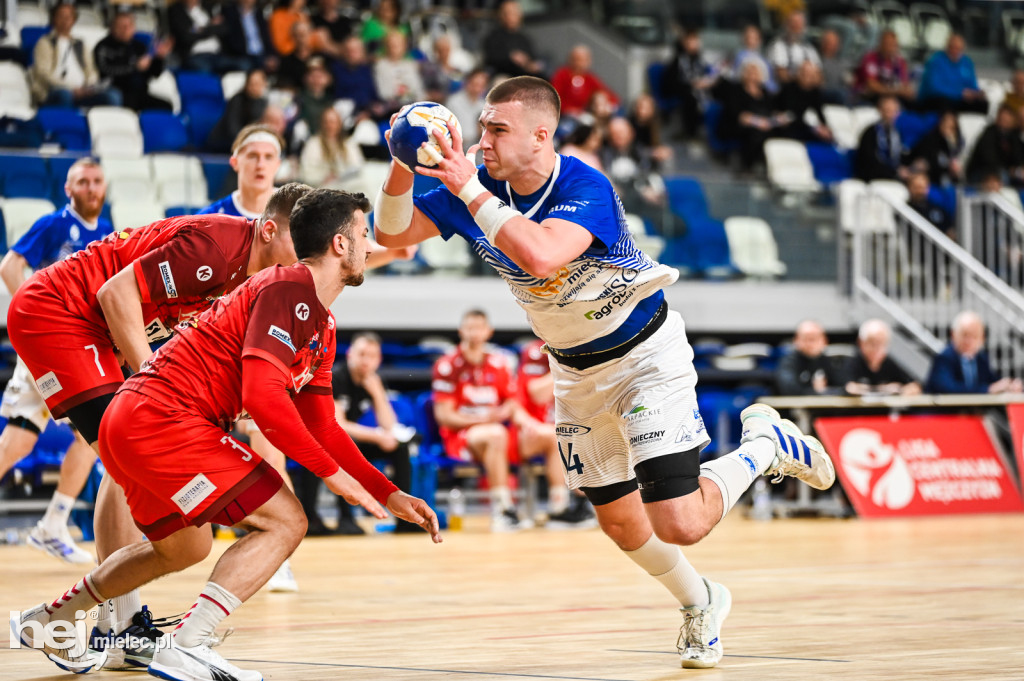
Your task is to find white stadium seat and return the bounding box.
[1,198,56,245]
[418,235,473,272]
[823,105,857,150]
[764,139,820,193]
[88,106,144,158]
[111,200,166,231]
[148,71,182,114]
[221,71,247,101]
[0,62,32,111]
[723,216,787,278]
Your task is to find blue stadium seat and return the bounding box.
[0,155,50,199]
[704,101,739,156]
[663,177,736,278]
[133,31,153,50]
[929,184,957,216]
[202,158,232,198]
[20,26,47,64]
[806,142,852,186]
[0,211,7,253]
[647,61,679,116]
[164,205,201,218]
[140,111,189,152]
[37,108,91,151]
[896,111,938,150]
[175,71,225,148]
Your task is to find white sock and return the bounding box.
[549,485,570,514]
[41,491,76,532]
[95,599,115,635]
[46,574,105,624]
[625,534,709,609]
[111,589,142,633]
[173,582,241,648]
[700,439,776,522]
[489,486,513,512]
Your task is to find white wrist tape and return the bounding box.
[457,175,487,204]
[474,195,521,243]
[373,185,413,235]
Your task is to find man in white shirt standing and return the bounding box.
[767,11,821,86]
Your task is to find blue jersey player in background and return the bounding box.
[374,77,836,670]
[0,158,114,564]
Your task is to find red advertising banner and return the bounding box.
[815,415,1024,518]
[1007,404,1024,491]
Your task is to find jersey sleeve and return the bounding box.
[132,228,230,304]
[544,173,619,251]
[11,215,58,268]
[411,167,500,241]
[431,355,457,401]
[241,280,321,376]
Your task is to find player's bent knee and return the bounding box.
[650,518,708,547]
[633,449,701,504]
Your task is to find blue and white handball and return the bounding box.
[387,101,463,172]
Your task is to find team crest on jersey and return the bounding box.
[295,302,310,321]
[196,265,213,281]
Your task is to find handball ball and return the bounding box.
[387,101,463,172]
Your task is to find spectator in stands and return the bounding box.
[1001,69,1024,111]
[818,29,851,105]
[431,309,531,532]
[208,67,269,152]
[925,311,1023,393]
[421,34,466,102]
[776,320,845,395]
[855,29,913,105]
[733,25,775,92]
[332,35,386,121]
[312,0,355,45]
[277,19,321,90]
[906,172,954,236]
[551,44,619,119]
[221,0,275,73]
[296,56,334,136]
[446,67,489,147]
[719,59,779,168]
[94,11,173,111]
[168,0,230,73]
[767,10,820,85]
[559,119,604,170]
[360,0,407,54]
[917,33,988,114]
[299,107,365,190]
[844,319,921,396]
[270,0,333,57]
[821,6,878,62]
[330,332,418,534]
[907,110,963,186]
[855,95,909,181]
[661,27,714,140]
[629,93,672,168]
[30,3,121,107]
[774,61,833,143]
[585,89,616,135]
[482,0,543,79]
[374,30,426,111]
[966,104,1024,187]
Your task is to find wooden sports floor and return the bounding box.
[1,513,1022,681]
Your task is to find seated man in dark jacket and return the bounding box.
[843,319,921,396]
[94,11,173,111]
[925,311,1023,393]
[220,0,275,72]
[855,95,908,181]
[776,320,846,395]
[965,104,1024,187]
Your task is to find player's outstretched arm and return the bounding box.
[374,121,444,249]
[365,241,417,270]
[96,266,155,371]
[0,251,29,295]
[416,122,593,279]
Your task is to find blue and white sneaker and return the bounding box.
[740,404,836,490]
[149,637,261,681]
[678,578,732,669]
[91,606,164,670]
[11,602,108,673]
[27,524,95,564]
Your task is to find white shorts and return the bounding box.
[0,357,51,433]
[551,310,710,491]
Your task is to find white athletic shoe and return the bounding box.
[740,404,836,490]
[148,638,261,681]
[490,508,526,533]
[267,559,299,593]
[10,603,108,673]
[27,523,95,564]
[677,579,732,669]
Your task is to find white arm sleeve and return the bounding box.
[373,185,414,236]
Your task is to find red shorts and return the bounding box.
[442,424,520,464]
[7,274,122,419]
[98,389,284,541]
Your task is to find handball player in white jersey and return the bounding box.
[374,76,836,669]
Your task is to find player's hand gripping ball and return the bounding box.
[387,101,463,172]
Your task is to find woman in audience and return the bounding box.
[270,0,332,57]
[907,110,964,186]
[299,107,366,191]
[719,59,778,167]
[374,30,426,112]
[208,67,269,152]
[629,94,673,169]
[361,0,407,54]
[559,120,604,171]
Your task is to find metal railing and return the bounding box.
[846,189,1024,381]
[961,191,1024,294]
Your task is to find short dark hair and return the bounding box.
[260,182,313,234]
[289,189,371,260]
[461,308,489,324]
[486,76,560,124]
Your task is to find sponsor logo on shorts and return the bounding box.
[35,372,62,399]
[172,473,216,515]
[268,325,296,352]
[623,405,662,423]
[555,423,592,436]
[158,261,178,298]
[629,430,665,446]
[295,303,310,321]
[196,265,213,281]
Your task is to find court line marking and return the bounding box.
[607,649,852,663]
[231,658,634,681]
